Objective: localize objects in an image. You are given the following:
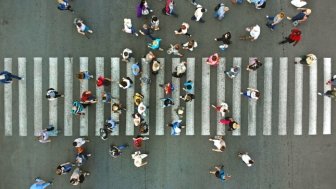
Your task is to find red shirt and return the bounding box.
[289,28,302,42]
[96,76,105,87]
[81,91,91,102]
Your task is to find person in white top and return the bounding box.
[131,151,148,167]
[241,88,260,100]
[119,77,133,89]
[182,39,198,51]
[122,18,139,36]
[121,48,133,63]
[137,102,147,116]
[209,136,226,152]
[70,168,90,185]
[37,125,60,143]
[211,102,229,117]
[73,138,90,147]
[238,152,255,167]
[291,0,307,8]
[174,22,191,37]
[191,4,207,23]
[46,88,64,100]
[241,25,260,41]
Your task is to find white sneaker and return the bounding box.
[21,77,24,80]
[318,92,323,96]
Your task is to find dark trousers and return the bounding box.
[191,16,205,23]
[279,37,294,44]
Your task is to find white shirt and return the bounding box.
[137,102,147,116]
[241,154,253,167]
[250,25,260,40]
[180,23,189,34]
[213,139,226,150]
[74,138,86,147]
[194,5,205,21]
[70,168,80,185]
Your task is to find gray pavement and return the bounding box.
[1,0,336,188]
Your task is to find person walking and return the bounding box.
[172,61,187,78]
[326,75,336,88]
[139,122,149,134]
[279,28,302,46]
[318,89,336,99]
[119,77,133,89]
[133,135,149,149]
[219,117,240,131]
[122,18,139,36]
[139,24,156,40]
[214,3,229,20]
[29,177,52,189]
[73,138,90,148]
[209,136,226,152]
[159,82,175,95]
[247,0,267,9]
[132,113,144,127]
[96,76,112,87]
[112,102,126,114]
[37,125,60,143]
[174,106,185,119]
[164,0,178,17]
[75,19,93,36]
[77,71,93,80]
[46,88,64,100]
[206,53,220,66]
[246,58,263,71]
[240,24,261,41]
[174,22,191,37]
[57,0,74,12]
[134,92,144,106]
[291,0,307,8]
[0,71,23,84]
[191,4,207,23]
[266,11,285,31]
[241,88,261,100]
[110,144,128,158]
[211,102,229,117]
[70,168,90,186]
[161,97,174,108]
[150,15,160,30]
[75,152,91,166]
[294,53,317,66]
[137,102,148,117]
[144,51,156,64]
[56,162,74,175]
[209,165,232,181]
[148,38,164,51]
[102,91,114,103]
[287,8,311,26]
[80,90,97,107]
[132,151,148,167]
[121,48,133,63]
[182,39,198,51]
[167,44,183,57]
[167,120,185,135]
[182,80,194,93]
[214,32,232,51]
[180,93,195,102]
[71,100,85,115]
[136,0,153,18]
[151,59,161,75]
[238,152,255,167]
[224,66,240,79]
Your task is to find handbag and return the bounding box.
[142,8,149,15]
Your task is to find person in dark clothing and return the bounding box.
[214,32,232,50]
[139,24,156,40]
[279,28,302,46]
[0,71,23,84]
[246,58,263,71]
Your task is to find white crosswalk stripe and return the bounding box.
[1,57,334,137]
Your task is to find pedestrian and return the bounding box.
[161,97,174,108]
[96,76,112,87]
[230,0,244,4]
[225,66,240,79]
[241,88,261,100]
[77,71,93,80]
[71,101,85,115]
[167,120,185,135]
[56,162,74,175]
[318,89,336,99]
[294,54,317,66]
[279,28,302,46]
[122,18,139,36]
[209,136,226,152]
[287,8,311,26]
[139,122,149,134]
[174,106,185,119]
[57,0,74,12]
[206,53,220,66]
[246,58,263,71]
[182,39,198,51]
[150,15,160,30]
[291,0,307,8]
[75,152,91,166]
[138,102,148,116]
[132,151,148,167]
[148,38,164,51]
[191,4,207,23]
[214,32,232,51]
[29,177,52,189]
[70,168,90,186]
[102,91,114,103]
[144,51,156,64]
[167,44,183,57]
[266,11,285,31]
[139,24,156,40]
[112,102,126,114]
[238,152,255,167]
[132,112,144,127]
[134,92,144,106]
[131,62,142,77]
[37,125,60,143]
[180,93,195,102]
[219,117,240,131]
[119,77,133,89]
[247,0,267,9]
[163,0,178,17]
[0,71,23,84]
[75,19,93,35]
[159,82,175,95]
[110,144,128,158]
[182,80,194,93]
[151,59,161,75]
[73,138,90,148]
[211,102,229,117]
[100,118,118,140]
[209,165,232,181]
[80,90,97,107]
[172,61,187,78]
[174,22,191,37]
[326,75,336,87]
[214,3,230,21]
[136,0,153,17]
[133,135,149,149]
[121,48,133,63]
[240,24,261,41]
[46,88,64,100]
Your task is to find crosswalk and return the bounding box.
[0,57,333,136]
